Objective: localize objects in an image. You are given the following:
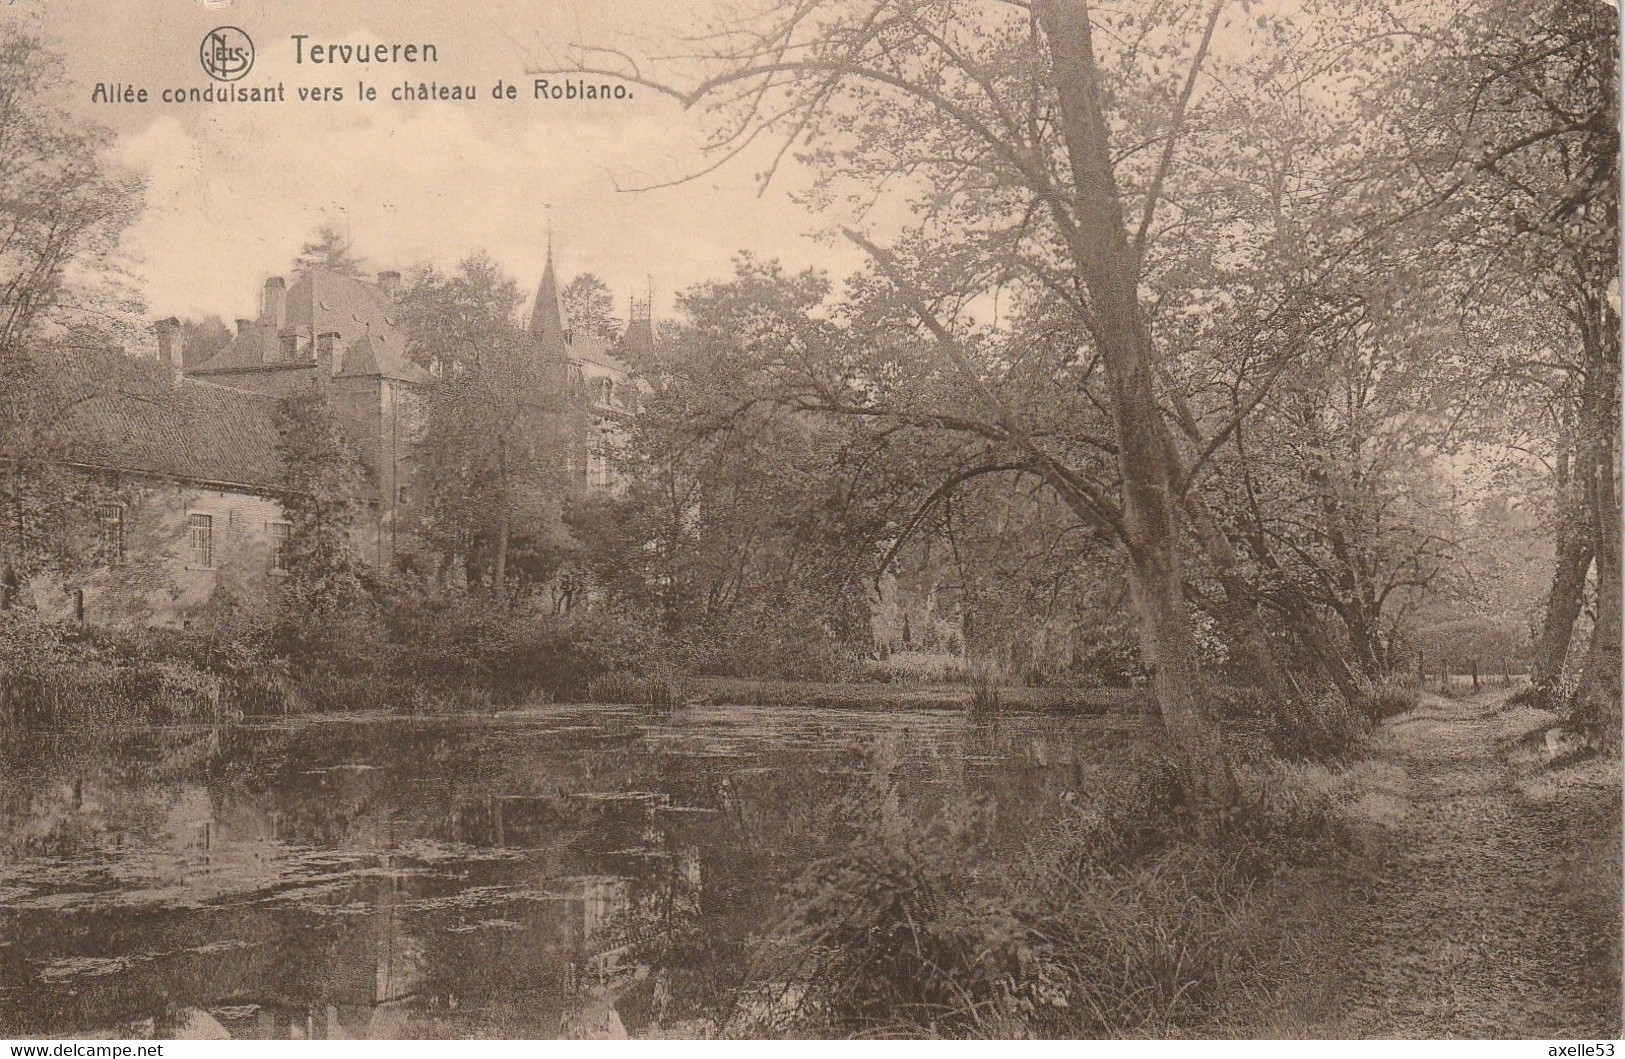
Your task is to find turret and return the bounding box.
[529,249,566,343]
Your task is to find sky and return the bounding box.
[11,0,860,325]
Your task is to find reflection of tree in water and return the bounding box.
[0,710,1122,1037]
[596,757,863,1035]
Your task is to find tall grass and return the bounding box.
[729,754,1363,1038]
[0,614,234,728]
[853,650,970,686]
[0,592,680,725]
[967,657,1003,717]
[585,670,682,708]
[1363,678,1419,721]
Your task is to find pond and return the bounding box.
[0,705,1140,1039]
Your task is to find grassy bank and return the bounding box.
[1507,703,1623,1023]
[0,609,1156,727]
[704,750,1390,1038]
[684,676,1147,714]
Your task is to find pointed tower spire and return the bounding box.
[621,269,655,363]
[530,246,565,341]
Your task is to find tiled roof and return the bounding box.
[193,268,429,384]
[617,317,654,366]
[27,348,284,491]
[572,334,631,375]
[342,333,381,376]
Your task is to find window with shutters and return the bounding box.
[268,520,291,574]
[188,513,214,568]
[100,504,125,565]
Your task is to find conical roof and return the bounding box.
[529,251,566,341]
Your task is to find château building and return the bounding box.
[14,247,643,627]
[522,250,644,494]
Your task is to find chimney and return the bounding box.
[153,317,183,381]
[317,331,341,376]
[235,318,254,338]
[377,271,401,295]
[262,276,287,329]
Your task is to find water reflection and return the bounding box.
[0,706,1136,1038]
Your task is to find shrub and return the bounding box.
[967,657,1003,717]
[685,601,852,683]
[0,615,235,728]
[1506,683,1545,708]
[733,756,1359,1038]
[377,590,622,705]
[1217,687,1369,763]
[566,606,675,689]
[585,670,681,708]
[2,588,654,725]
[1362,679,1418,721]
[853,651,968,686]
[737,794,1037,1037]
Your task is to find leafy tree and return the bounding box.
[896,472,1141,687]
[1369,0,1618,723]
[293,223,366,277]
[576,259,885,662]
[0,23,142,366]
[1197,259,1484,684]
[539,0,1392,804]
[400,253,573,599]
[270,386,369,640]
[544,0,1620,786]
[179,315,232,368]
[562,272,622,345]
[0,24,143,580]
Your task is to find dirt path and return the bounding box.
[1328,688,1620,1039]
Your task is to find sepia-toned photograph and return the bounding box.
[0,0,1619,1043]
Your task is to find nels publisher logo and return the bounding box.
[200,26,254,82]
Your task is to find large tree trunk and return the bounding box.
[1573,487,1619,730]
[1566,24,1620,730]
[1332,587,1385,680]
[493,517,510,602]
[1125,545,1235,803]
[1572,297,1620,730]
[1227,433,1370,703]
[1180,490,1297,701]
[1036,0,1234,807]
[1291,599,1368,703]
[1314,431,1386,681]
[1530,452,1594,702]
[492,442,512,603]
